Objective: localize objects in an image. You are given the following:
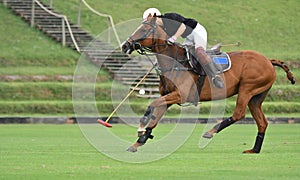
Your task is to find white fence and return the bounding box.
[79,0,121,48]
[3,0,122,51]
[31,0,80,52]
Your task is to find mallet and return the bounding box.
[98,66,154,128]
[221,42,241,47]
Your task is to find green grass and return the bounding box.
[0,81,298,101]
[45,0,300,60]
[0,100,299,117]
[0,124,299,179]
[2,1,300,61]
[0,67,76,75]
[0,4,79,62]
[0,81,114,100]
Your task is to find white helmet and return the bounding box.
[143,8,161,20]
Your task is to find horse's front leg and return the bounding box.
[126,104,168,152]
[127,91,181,152]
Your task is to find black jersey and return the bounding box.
[159,13,198,38]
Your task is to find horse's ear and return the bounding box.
[151,13,157,22]
[146,13,152,20]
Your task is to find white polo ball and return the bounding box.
[139,89,145,95]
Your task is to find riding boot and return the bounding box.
[195,47,224,88]
[203,61,224,88]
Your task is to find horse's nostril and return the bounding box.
[122,43,129,53]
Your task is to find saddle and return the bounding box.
[185,43,231,75]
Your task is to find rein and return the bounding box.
[129,20,192,73]
[135,22,190,67]
[130,21,170,55]
[128,19,204,106]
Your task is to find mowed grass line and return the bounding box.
[0,124,299,179]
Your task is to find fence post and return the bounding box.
[77,0,82,26]
[3,0,7,6]
[62,18,66,46]
[107,17,110,44]
[49,0,53,8]
[30,0,35,27]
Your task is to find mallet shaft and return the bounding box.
[221,42,241,47]
[104,66,154,123]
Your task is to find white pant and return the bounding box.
[183,23,207,50]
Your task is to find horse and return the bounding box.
[121,15,295,153]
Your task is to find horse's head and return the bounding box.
[122,14,167,54]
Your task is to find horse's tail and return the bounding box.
[270,59,295,84]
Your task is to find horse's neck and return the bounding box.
[154,44,186,61]
[155,45,187,69]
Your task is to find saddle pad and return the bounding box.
[184,46,231,75]
[210,52,231,73]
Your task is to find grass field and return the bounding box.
[0,2,299,179]
[0,124,299,179]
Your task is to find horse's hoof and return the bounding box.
[242,149,259,154]
[127,146,137,153]
[202,132,214,139]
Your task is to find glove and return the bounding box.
[167,36,177,44]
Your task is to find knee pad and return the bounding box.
[140,106,156,125]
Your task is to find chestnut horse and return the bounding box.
[122,16,295,153]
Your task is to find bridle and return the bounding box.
[128,20,169,54]
[126,20,191,68]
[124,19,195,98]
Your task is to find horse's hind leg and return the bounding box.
[203,91,252,138]
[243,90,270,153]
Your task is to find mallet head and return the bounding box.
[97,119,112,128]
